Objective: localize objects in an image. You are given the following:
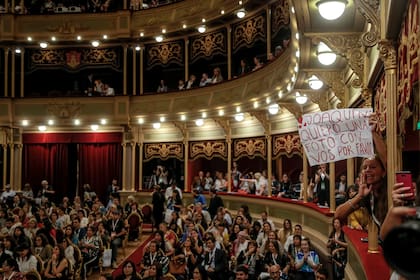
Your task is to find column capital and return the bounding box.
[378,40,397,71]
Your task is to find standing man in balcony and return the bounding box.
[315,164,330,207]
[37,180,55,205]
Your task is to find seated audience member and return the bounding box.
[1,257,23,280]
[16,243,38,274]
[335,174,347,206]
[252,57,263,71]
[115,260,141,280]
[33,233,53,263]
[79,226,101,279]
[235,59,250,77]
[199,73,211,87]
[278,219,293,247]
[203,235,227,279]
[104,83,115,96]
[157,79,168,93]
[211,67,224,84]
[140,240,169,276]
[178,80,185,90]
[44,245,69,280]
[295,238,320,279]
[267,52,275,62]
[236,240,258,280]
[184,74,198,89]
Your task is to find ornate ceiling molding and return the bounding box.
[173,121,188,140]
[250,111,270,134]
[214,119,231,139]
[308,91,329,112]
[280,103,302,120]
[311,33,364,88]
[354,0,380,48]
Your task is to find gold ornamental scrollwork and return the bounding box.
[374,74,387,133]
[47,102,81,119]
[354,0,379,47]
[233,14,266,50]
[144,143,183,161]
[271,0,290,36]
[147,41,183,69]
[273,134,302,159]
[29,48,120,70]
[189,141,227,160]
[190,30,226,63]
[378,40,397,71]
[234,137,266,160]
[46,21,89,34]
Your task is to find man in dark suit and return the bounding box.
[107,178,120,200]
[183,74,198,89]
[315,164,330,206]
[72,217,87,246]
[204,235,227,280]
[208,188,224,219]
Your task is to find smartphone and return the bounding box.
[396,171,414,200]
[360,237,368,243]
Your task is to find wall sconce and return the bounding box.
[308,75,324,90]
[236,8,246,18]
[316,0,347,20]
[317,42,336,65]
[198,25,207,33]
[296,92,308,105]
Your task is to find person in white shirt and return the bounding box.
[165,183,183,201]
[284,224,305,253]
[1,184,16,205]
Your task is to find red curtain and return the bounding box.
[23,143,69,202]
[78,143,122,201]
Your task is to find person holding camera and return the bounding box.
[327,218,347,280]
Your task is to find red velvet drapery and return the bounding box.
[22,132,123,203]
[23,143,70,202]
[78,143,122,202]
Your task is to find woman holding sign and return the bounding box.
[335,113,388,228]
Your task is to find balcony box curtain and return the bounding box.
[78,143,123,202]
[23,143,69,203]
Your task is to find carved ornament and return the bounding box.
[271,0,290,36]
[46,21,89,34]
[189,141,227,160]
[234,137,266,159]
[281,103,302,120]
[310,71,346,107]
[214,119,231,139]
[312,34,364,88]
[354,0,380,47]
[250,111,270,134]
[273,134,302,158]
[47,102,81,119]
[233,14,266,50]
[191,30,226,63]
[378,40,397,70]
[144,143,183,161]
[147,41,183,68]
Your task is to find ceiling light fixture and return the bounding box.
[74,119,81,125]
[317,0,347,21]
[91,124,99,131]
[103,35,108,39]
[195,119,204,127]
[15,48,21,54]
[253,101,259,108]
[180,115,186,121]
[235,113,244,122]
[51,36,56,41]
[91,40,100,47]
[218,110,224,116]
[47,120,54,125]
[27,37,32,41]
[308,75,324,90]
[22,120,29,126]
[76,35,82,41]
[39,42,48,49]
[135,45,141,51]
[317,42,336,65]
[236,8,246,18]
[138,118,144,124]
[268,104,279,115]
[198,25,206,33]
[296,92,308,105]
[38,125,47,131]
[155,35,163,42]
[160,116,165,122]
[140,32,144,37]
[153,122,161,129]
[100,119,107,125]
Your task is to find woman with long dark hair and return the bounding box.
[44,245,69,279]
[115,260,141,280]
[327,218,347,280]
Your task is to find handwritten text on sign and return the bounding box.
[298,108,374,166]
